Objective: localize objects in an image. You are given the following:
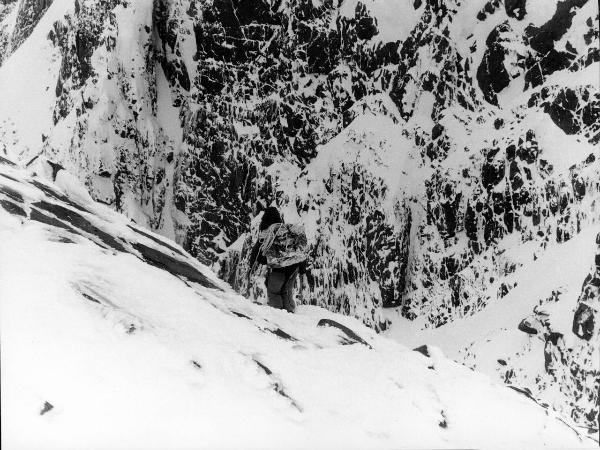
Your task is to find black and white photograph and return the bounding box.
[0,0,598,448]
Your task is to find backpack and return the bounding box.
[260,223,308,268]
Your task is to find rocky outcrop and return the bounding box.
[477,22,513,106]
[12,0,52,48]
[164,0,406,264]
[0,155,223,291]
[0,0,18,64]
[0,0,53,65]
[499,237,600,434]
[573,233,600,340]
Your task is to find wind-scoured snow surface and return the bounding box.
[0,160,595,449]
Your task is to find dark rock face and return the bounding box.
[505,0,527,20]
[529,86,600,143]
[355,2,379,41]
[12,0,53,48]
[160,0,400,265]
[30,206,78,232]
[317,318,371,348]
[0,198,26,216]
[132,242,221,290]
[0,168,222,292]
[33,199,126,251]
[572,302,595,340]
[127,224,185,257]
[413,344,431,357]
[573,233,600,341]
[523,0,592,90]
[51,0,120,123]
[30,180,88,213]
[474,0,596,115]
[39,401,54,416]
[0,0,52,65]
[390,0,478,122]
[518,318,538,335]
[0,155,17,166]
[546,88,583,134]
[526,0,589,54]
[477,22,512,105]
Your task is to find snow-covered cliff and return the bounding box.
[0,0,598,436]
[1,156,596,448]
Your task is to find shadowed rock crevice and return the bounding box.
[0,156,16,166]
[131,242,221,291]
[253,358,302,412]
[317,318,372,348]
[230,310,251,319]
[191,360,202,369]
[127,224,186,257]
[267,328,298,341]
[0,185,24,203]
[0,172,20,183]
[1,172,223,294]
[39,401,54,416]
[30,180,89,213]
[81,292,101,304]
[477,22,511,105]
[0,199,26,216]
[572,233,600,342]
[413,344,431,357]
[32,200,125,252]
[30,207,78,233]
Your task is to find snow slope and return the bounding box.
[387,226,600,440]
[0,159,595,449]
[0,0,598,443]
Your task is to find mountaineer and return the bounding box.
[249,207,308,312]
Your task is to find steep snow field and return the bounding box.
[1,160,595,449]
